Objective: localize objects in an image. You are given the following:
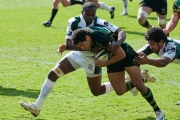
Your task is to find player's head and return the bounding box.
[145,27,167,53]
[82,2,96,26]
[71,28,93,50]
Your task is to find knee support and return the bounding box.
[138,9,148,18]
[52,66,64,77]
[158,18,166,25]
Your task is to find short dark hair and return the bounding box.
[82,2,96,11]
[145,27,167,43]
[71,28,90,45]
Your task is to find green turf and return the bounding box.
[1,0,180,119]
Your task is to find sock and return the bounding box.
[102,82,114,93]
[34,78,56,110]
[98,2,111,12]
[49,9,58,23]
[125,80,134,92]
[70,0,83,5]
[141,20,152,29]
[122,0,128,14]
[141,87,160,111]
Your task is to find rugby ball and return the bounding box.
[95,50,110,62]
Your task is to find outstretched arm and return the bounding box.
[136,52,171,67]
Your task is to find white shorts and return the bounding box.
[64,51,101,77]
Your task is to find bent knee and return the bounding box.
[115,90,126,96]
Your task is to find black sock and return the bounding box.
[125,80,134,92]
[70,0,83,5]
[141,20,152,29]
[49,9,58,23]
[142,87,160,111]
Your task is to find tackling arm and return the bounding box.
[136,52,171,67]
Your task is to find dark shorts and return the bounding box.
[139,0,167,15]
[107,43,140,73]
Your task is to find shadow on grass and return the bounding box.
[128,15,171,21]
[124,30,145,37]
[136,116,155,120]
[0,86,39,98]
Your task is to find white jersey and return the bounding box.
[66,15,118,39]
[138,38,180,63]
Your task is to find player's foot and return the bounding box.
[155,110,165,120]
[129,87,138,96]
[42,21,51,27]
[175,100,180,105]
[20,101,40,117]
[129,0,133,2]
[121,13,128,16]
[110,7,115,19]
[141,70,156,83]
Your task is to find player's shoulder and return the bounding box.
[68,15,81,23]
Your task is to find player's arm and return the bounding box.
[58,39,83,55]
[115,28,126,46]
[136,52,171,67]
[97,19,126,46]
[163,14,179,34]
[95,47,126,67]
[108,29,126,53]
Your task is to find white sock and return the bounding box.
[102,82,114,93]
[34,78,55,110]
[98,2,111,12]
[122,0,128,14]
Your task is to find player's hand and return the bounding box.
[58,44,66,55]
[163,29,169,35]
[94,59,105,67]
[108,44,119,53]
[135,52,149,64]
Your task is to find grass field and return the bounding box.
[1,0,180,119]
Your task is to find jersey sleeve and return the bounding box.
[137,44,153,56]
[66,18,75,39]
[95,18,119,32]
[173,0,180,17]
[163,44,176,61]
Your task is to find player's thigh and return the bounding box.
[57,57,77,74]
[61,0,71,7]
[156,14,166,19]
[138,6,152,16]
[108,71,126,95]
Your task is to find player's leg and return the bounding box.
[61,0,84,7]
[125,65,164,119]
[86,74,114,96]
[121,0,128,16]
[87,0,115,19]
[156,14,166,29]
[137,6,152,29]
[106,58,135,95]
[155,0,167,29]
[43,0,84,27]
[42,0,61,27]
[20,53,80,117]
